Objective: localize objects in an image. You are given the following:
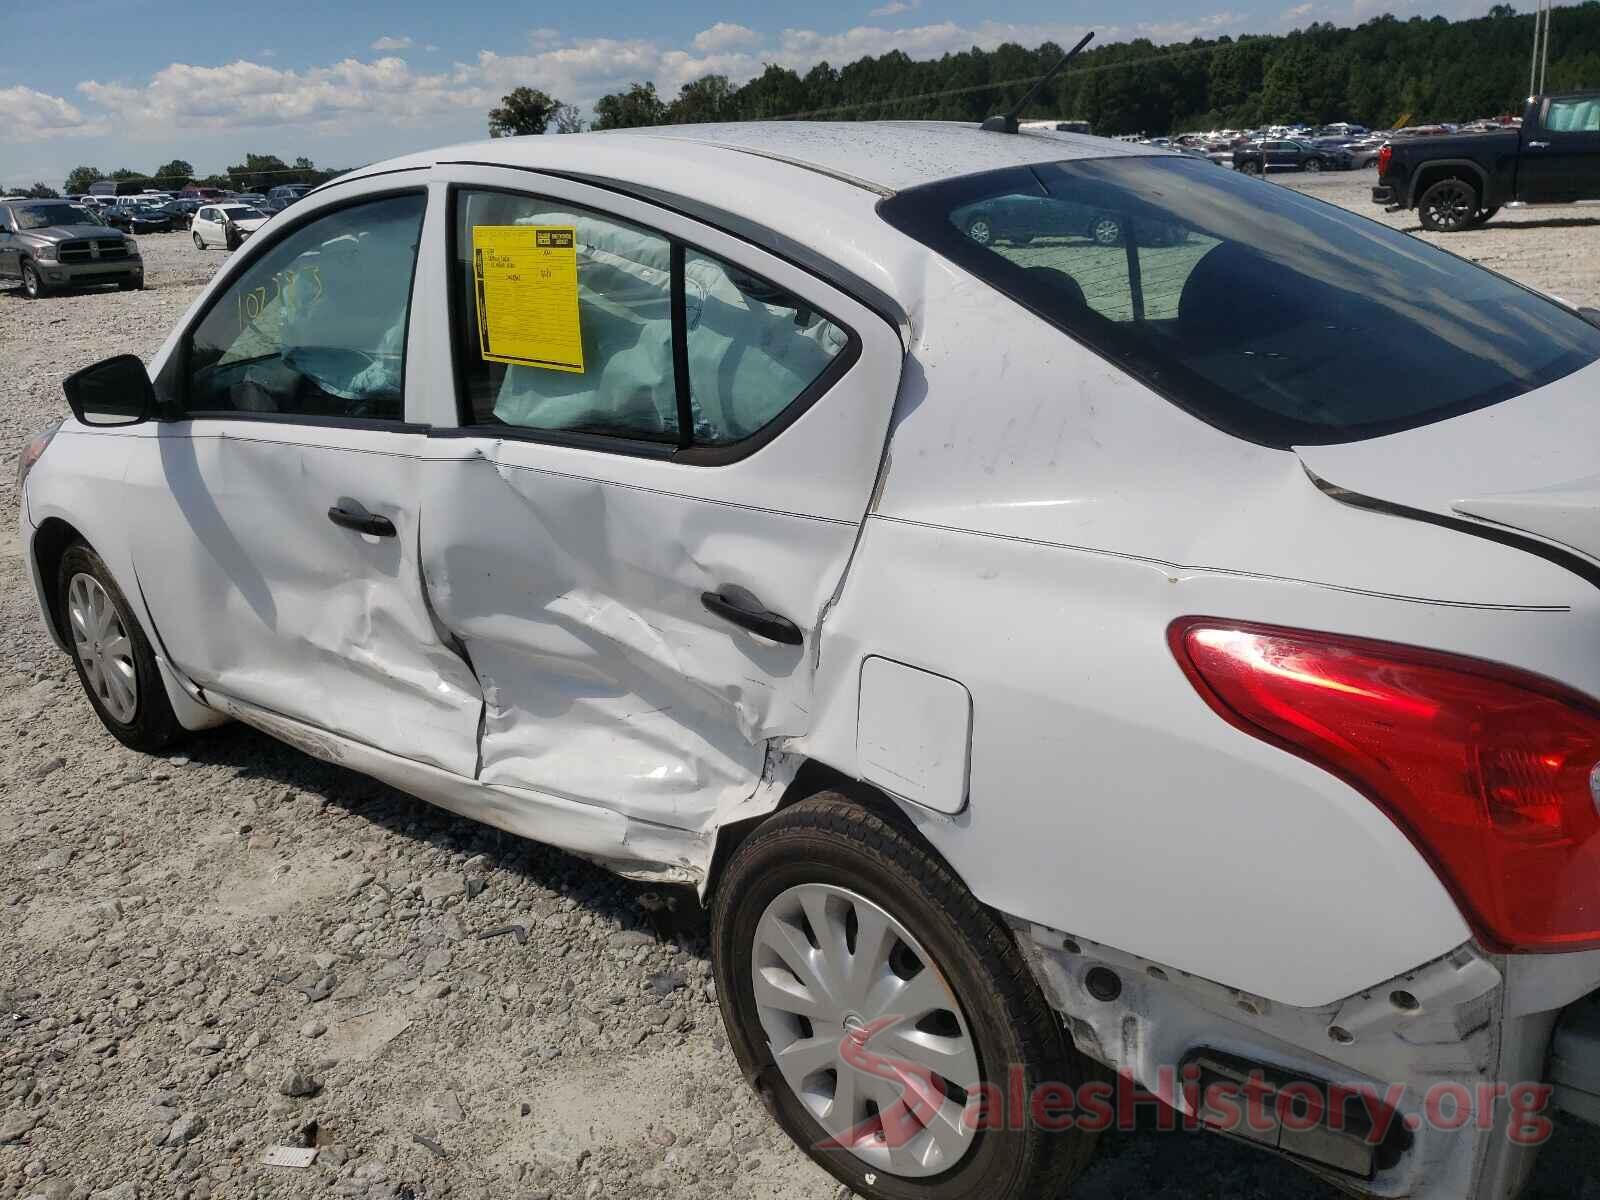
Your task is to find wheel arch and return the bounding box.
[1409,160,1489,207]
[30,515,85,649]
[703,758,947,905]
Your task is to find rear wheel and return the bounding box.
[192,231,205,250]
[712,794,1098,1200]
[964,215,993,246]
[1302,156,1323,173]
[57,544,180,752]
[1417,178,1480,232]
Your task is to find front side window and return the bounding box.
[880,156,1600,446]
[184,193,424,421]
[452,189,850,452]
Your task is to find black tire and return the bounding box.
[193,231,205,250]
[1467,206,1501,229]
[712,793,1098,1200]
[56,543,180,752]
[20,260,47,299]
[118,279,144,292]
[1301,157,1323,173]
[1239,159,1262,176]
[1417,178,1480,232]
[964,215,994,247]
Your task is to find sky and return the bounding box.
[0,0,1539,189]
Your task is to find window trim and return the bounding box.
[169,184,429,428]
[443,182,862,466]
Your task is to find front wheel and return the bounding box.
[1417,178,1480,232]
[1239,159,1262,176]
[712,794,1098,1200]
[57,544,180,752]
[20,261,47,299]
[964,215,994,246]
[1301,157,1323,173]
[192,231,205,250]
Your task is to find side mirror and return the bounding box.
[63,354,155,427]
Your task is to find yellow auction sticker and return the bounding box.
[471,225,584,373]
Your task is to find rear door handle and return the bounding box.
[701,589,803,645]
[327,505,396,537]
[1528,140,1551,149]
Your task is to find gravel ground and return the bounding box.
[4,185,1600,1200]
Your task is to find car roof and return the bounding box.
[338,121,1168,324]
[359,120,1160,196]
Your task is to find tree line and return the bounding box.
[488,2,1600,139]
[0,154,352,201]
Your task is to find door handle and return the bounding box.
[327,505,396,537]
[701,589,803,645]
[1528,140,1551,149]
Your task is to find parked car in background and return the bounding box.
[158,199,200,230]
[1375,90,1600,231]
[0,198,141,297]
[1233,137,1353,174]
[956,191,1133,246]
[190,203,269,250]
[23,123,1600,1200]
[265,183,314,212]
[181,185,226,201]
[103,202,176,235]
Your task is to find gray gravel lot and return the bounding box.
[3,179,1600,1200]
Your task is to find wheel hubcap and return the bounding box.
[68,573,137,723]
[752,884,981,1178]
[968,220,991,245]
[1093,218,1120,244]
[1429,187,1473,227]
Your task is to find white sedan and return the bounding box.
[18,120,1600,1200]
[189,202,269,250]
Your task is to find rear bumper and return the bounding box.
[1011,916,1600,1199]
[1371,184,1396,205]
[1550,994,1600,1126]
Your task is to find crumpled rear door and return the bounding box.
[418,164,903,832]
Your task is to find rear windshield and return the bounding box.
[879,155,1600,446]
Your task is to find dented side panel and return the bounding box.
[124,423,484,776]
[421,450,856,829]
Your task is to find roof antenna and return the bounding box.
[981,31,1095,134]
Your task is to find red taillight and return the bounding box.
[1377,144,1392,176]
[1170,619,1600,952]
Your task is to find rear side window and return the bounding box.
[451,189,852,454]
[879,156,1600,446]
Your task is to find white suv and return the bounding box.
[18,121,1600,1200]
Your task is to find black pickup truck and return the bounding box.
[1373,91,1600,231]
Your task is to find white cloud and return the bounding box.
[691,22,759,52]
[0,85,103,143]
[1281,1,1315,16]
[869,0,921,16]
[36,13,1273,153]
[424,44,440,52]
[370,35,413,51]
